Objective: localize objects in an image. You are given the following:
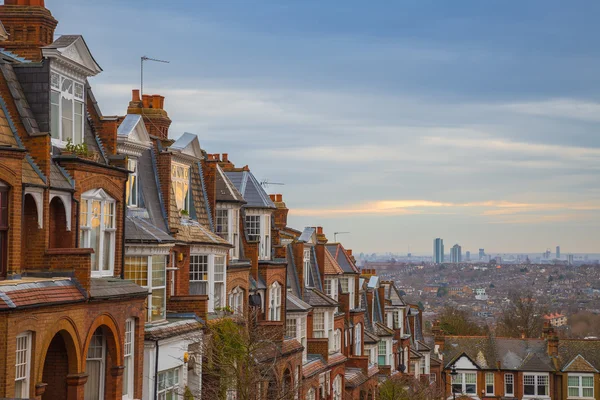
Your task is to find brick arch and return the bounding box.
[77,175,123,202]
[36,317,83,384]
[229,277,248,290]
[0,163,18,186]
[82,313,122,368]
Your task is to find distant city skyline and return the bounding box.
[50,0,600,253]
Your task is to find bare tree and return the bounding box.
[438,306,485,336]
[379,375,443,400]
[193,308,300,400]
[496,290,545,338]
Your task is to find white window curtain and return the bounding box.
[171,162,190,212]
[332,375,342,400]
[84,329,106,400]
[189,255,209,295]
[354,324,362,356]
[214,256,226,309]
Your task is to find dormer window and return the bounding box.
[51,71,85,145]
[171,162,190,213]
[126,158,138,207]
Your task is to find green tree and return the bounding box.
[437,286,449,297]
[379,375,442,400]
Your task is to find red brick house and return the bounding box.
[0,1,147,399]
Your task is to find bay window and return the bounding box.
[122,319,135,399]
[287,314,308,362]
[269,282,282,321]
[50,71,85,144]
[124,255,167,321]
[189,253,227,312]
[452,372,477,396]
[217,207,240,259]
[15,332,32,398]
[157,368,180,400]
[333,329,341,353]
[324,278,338,300]
[313,311,325,338]
[524,373,548,397]
[568,374,594,399]
[171,162,190,213]
[84,328,106,400]
[505,373,514,396]
[0,184,7,277]
[80,189,115,276]
[378,341,387,365]
[126,159,138,207]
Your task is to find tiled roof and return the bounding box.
[287,292,312,312]
[374,322,394,337]
[324,249,343,275]
[22,156,45,185]
[303,288,338,308]
[364,329,379,344]
[443,336,555,371]
[0,278,85,309]
[282,338,304,356]
[174,218,231,247]
[190,162,211,228]
[345,368,369,388]
[326,243,359,274]
[216,164,245,203]
[303,355,327,378]
[327,352,347,367]
[145,318,202,341]
[558,339,600,371]
[225,170,276,209]
[0,94,17,147]
[49,163,74,189]
[89,278,148,299]
[0,62,41,136]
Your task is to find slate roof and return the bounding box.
[308,246,322,292]
[89,278,148,299]
[0,278,85,309]
[22,156,45,185]
[287,292,312,312]
[0,96,17,147]
[443,336,555,371]
[0,62,41,136]
[303,355,328,378]
[298,227,315,243]
[144,318,202,341]
[117,114,142,137]
[364,329,379,344]
[249,275,267,291]
[49,163,74,190]
[286,244,302,297]
[215,164,245,203]
[125,214,175,243]
[326,244,359,274]
[303,288,338,308]
[43,35,102,72]
[558,339,600,372]
[225,170,276,209]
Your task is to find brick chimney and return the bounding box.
[432,321,445,354]
[272,194,288,229]
[0,0,58,62]
[127,90,171,140]
[315,226,328,244]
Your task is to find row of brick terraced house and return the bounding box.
[0,1,436,399]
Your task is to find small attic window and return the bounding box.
[51,71,85,146]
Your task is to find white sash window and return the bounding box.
[15,332,32,398]
[80,189,116,276]
[84,329,106,400]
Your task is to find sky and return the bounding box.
[46,0,600,255]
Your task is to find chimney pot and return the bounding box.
[347,249,353,256]
[222,153,229,162]
[276,194,282,202]
[132,89,140,102]
[152,95,162,109]
[142,95,151,108]
[317,226,323,235]
[269,194,276,201]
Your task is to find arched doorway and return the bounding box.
[22,193,43,267]
[49,196,70,248]
[42,333,71,400]
[281,368,292,399]
[83,321,122,400]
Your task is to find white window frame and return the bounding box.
[567,373,594,399]
[122,319,135,399]
[125,255,167,321]
[84,329,106,400]
[269,282,282,321]
[216,208,229,241]
[333,329,342,353]
[214,255,226,309]
[304,249,311,287]
[306,388,315,400]
[523,373,549,398]
[80,188,116,277]
[126,158,138,207]
[378,340,387,366]
[451,371,477,396]
[354,323,362,356]
[171,162,190,213]
[50,70,85,146]
[15,332,32,398]
[485,372,494,396]
[313,310,325,338]
[287,313,308,363]
[505,373,514,397]
[332,375,342,400]
[190,253,227,313]
[245,211,271,260]
[325,277,338,301]
[157,367,181,400]
[348,276,355,309]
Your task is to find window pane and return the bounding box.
[124,256,148,286]
[102,231,112,271]
[74,101,84,145]
[61,96,73,142]
[89,200,101,271]
[152,287,166,321]
[51,91,60,139]
[582,376,593,387]
[152,256,166,287]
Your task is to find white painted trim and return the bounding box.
[24,188,43,229]
[50,191,72,231]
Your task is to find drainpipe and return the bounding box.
[73,196,80,248]
[154,340,160,400]
[121,178,127,279]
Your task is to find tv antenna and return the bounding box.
[334,231,350,242]
[141,56,170,96]
[260,179,285,188]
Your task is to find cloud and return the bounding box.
[501,99,600,122]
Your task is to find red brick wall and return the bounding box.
[48,197,71,249]
[22,194,44,269]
